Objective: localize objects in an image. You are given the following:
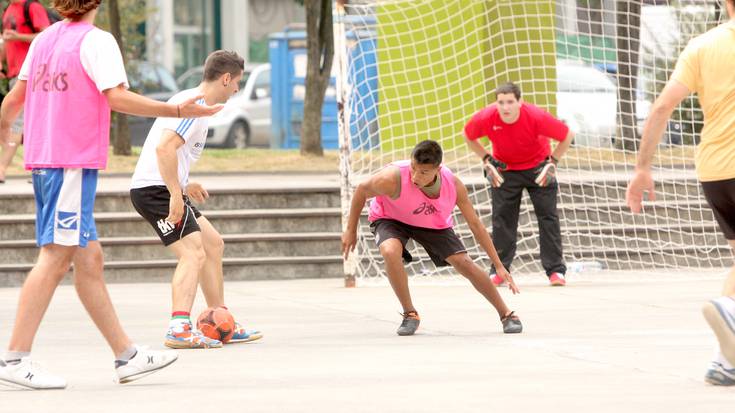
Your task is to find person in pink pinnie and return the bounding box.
[341,140,522,336]
[0,0,221,390]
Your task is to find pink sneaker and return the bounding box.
[549,272,566,286]
[490,273,506,286]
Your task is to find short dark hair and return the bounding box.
[495,82,521,100]
[203,50,245,82]
[411,140,443,166]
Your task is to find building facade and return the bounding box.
[146,0,304,76]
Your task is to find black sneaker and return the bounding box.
[501,311,522,334]
[397,311,420,336]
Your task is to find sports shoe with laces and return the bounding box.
[165,322,222,349]
[397,311,420,336]
[549,272,566,287]
[229,322,263,343]
[501,311,523,334]
[704,361,735,386]
[0,358,67,390]
[702,297,735,365]
[115,346,178,384]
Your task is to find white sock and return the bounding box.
[713,346,734,370]
[3,351,30,365]
[115,345,138,362]
[168,317,191,333]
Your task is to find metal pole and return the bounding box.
[334,0,357,287]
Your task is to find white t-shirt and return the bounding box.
[130,88,208,190]
[18,26,129,91]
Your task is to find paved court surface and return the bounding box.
[0,273,733,412]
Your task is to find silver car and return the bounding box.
[177,63,272,148]
[556,60,617,147]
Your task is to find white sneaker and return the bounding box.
[0,358,67,390]
[115,346,178,384]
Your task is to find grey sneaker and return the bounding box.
[501,311,523,334]
[397,311,420,336]
[704,361,735,386]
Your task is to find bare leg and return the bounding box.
[379,239,416,313]
[445,252,511,319]
[72,241,133,356]
[723,241,735,297]
[701,240,735,369]
[7,244,75,352]
[167,232,206,313]
[196,217,225,308]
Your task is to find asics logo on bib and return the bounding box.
[156,219,175,235]
[32,63,70,92]
[412,202,438,216]
[56,211,78,230]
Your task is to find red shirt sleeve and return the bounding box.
[534,106,570,142]
[464,106,495,141]
[28,3,50,32]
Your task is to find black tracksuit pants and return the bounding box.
[489,168,566,276]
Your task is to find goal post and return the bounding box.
[336,0,731,286]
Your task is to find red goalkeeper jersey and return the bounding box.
[464,102,569,171]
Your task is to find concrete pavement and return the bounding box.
[0,272,733,412]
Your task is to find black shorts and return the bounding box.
[701,178,735,240]
[369,219,466,267]
[130,185,202,246]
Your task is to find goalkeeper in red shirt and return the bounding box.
[464,82,574,286]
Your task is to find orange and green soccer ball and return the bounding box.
[197,306,235,343]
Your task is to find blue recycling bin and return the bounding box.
[269,29,339,149]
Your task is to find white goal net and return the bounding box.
[334,0,732,286]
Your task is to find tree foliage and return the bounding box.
[96,0,148,155]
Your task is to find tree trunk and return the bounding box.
[615,0,641,151]
[301,0,334,156]
[108,0,131,156]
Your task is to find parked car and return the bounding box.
[126,61,179,146]
[555,59,617,147]
[556,59,682,147]
[176,63,272,148]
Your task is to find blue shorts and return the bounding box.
[32,168,98,248]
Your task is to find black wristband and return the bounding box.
[483,153,492,163]
[549,155,559,164]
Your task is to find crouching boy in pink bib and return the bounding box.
[342,140,522,336]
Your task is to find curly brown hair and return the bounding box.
[52,0,101,19]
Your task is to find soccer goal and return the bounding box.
[334,0,731,286]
